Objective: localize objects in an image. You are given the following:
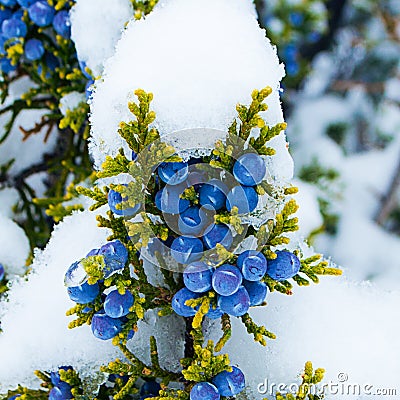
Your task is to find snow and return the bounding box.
[0,214,29,276]
[292,179,323,238]
[59,91,86,116]
[288,43,400,289]
[0,188,19,219]
[0,209,119,391]
[70,0,133,77]
[222,278,400,399]
[314,137,400,287]
[89,0,293,182]
[127,309,186,373]
[0,77,58,177]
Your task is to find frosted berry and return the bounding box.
[172,287,200,317]
[212,366,245,397]
[108,186,141,217]
[52,10,70,38]
[50,366,73,386]
[206,305,224,319]
[198,179,227,211]
[28,1,55,27]
[67,281,99,304]
[212,264,242,296]
[49,367,73,400]
[104,289,134,318]
[178,206,212,236]
[190,382,220,400]
[2,19,27,39]
[98,240,128,277]
[266,250,300,281]
[49,386,72,400]
[64,261,88,287]
[237,250,267,281]
[289,12,304,27]
[0,58,17,73]
[158,161,188,185]
[24,38,44,61]
[155,184,190,214]
[233,153,266,186]
[171,236,203,264]
[217,286,250,317]
[203,223,233,250]
[226,185,258,214]
[243,280,268,306]
[91,311,123,340]
[183,261,213,293]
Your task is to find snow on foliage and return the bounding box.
[89,0,293,182]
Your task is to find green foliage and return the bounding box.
[298,158,341,238]
[211,314,230,353]
[210,87,284,171]
[180,186,198,204]
[59,102,90,136]
[75,184,108,211]
[293,254,342,286]
[299,160,339,184]
[263,198,300,251]
[118,89,159,154]
[240,313,276,346]
[97,150,131,179]
[2,386,48,400]
[326,122,348,146]
[181,340,231,382]
[102,340,180,399]
[131,0,159,20]
[273,361,325,400]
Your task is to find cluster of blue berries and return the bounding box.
[0,0,71,74]
[48,366,73,400]
[173,250,300,318]
[190,366,245,400]
[64,240,136,341]
[116,152,266,265]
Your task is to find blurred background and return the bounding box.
[257,0,400,288]
[0,0,399,291]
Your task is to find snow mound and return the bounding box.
[89,0,292,181]
[0,209,118,391]
[221,278,400,399]
[0,215,29,276]
[70,0,133,77]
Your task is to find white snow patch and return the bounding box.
[0,210,119,391]
[0,214,29,276]
[70,0,133,77]
[222,278,400,400]
[89,0,292,181]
